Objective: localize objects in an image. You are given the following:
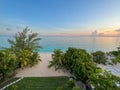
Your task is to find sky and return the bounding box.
[0,0,120,36]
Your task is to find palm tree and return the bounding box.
[8,27,41,53]
[8,27,41,68]
[48,49,64,70]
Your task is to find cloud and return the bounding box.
[91,30,97,36]
[115,28,120,32]
[98,33,104,36]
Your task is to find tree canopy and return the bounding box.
[49,47,120,90]
[0,50,17,81]
[8,27,41,68]
[91,51,107,65]
[0,27,42,82]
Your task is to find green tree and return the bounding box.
[8,27,41,68]
[91,51,107,65]
[112,55,120,64]
[48,49,64,70]
[8,27,41,52]
[109,51,120,57]
[64,47,93,73]
[90,71,120,90]
[0,50,17,81]
[49,47,120,90]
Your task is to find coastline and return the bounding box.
[16,53,120,77]
[98,63,120,77]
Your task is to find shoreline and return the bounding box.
[16,53,120,77]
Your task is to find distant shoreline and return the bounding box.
[0,36,119,52]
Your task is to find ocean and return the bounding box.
[0,35,120,53]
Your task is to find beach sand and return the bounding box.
[16,53,120,77]
[98,63,120,77]
[16,53,69,77]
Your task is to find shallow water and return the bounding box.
[0,35,120,52]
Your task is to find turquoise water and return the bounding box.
[0,35,120,53]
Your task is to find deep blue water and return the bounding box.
[0,35,120,53]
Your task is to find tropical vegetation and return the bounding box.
[49,47,120,90]
[108,46,120,64]
[0,27,41,83]
[0,50,17,81]
[8,27,41,68]
[91,51,107,65]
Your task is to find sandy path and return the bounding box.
[16,53,120,77]
[16,53,69,77]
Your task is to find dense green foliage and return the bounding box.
[5,77,72,90]
[8,27,41,52]
[91,51,107,65]
[72,86,80,90]
[109,51,120,57]
[64,48,92,72]
[90,70,120,90]
[0,50,17,81]
[48,49,64,70]
[0,27,41,82]
[8,27,41,68]
[109,45,120,57]
[108,46,120,64]
[112,55,120,64]
[49,47,120,90]
[67,80,75,88]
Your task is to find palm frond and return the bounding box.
[32,38,41,42]
[8,39,15,46]
[28,33,38,41]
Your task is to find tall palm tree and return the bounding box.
[8,27,41,53]
[8,27,41,68]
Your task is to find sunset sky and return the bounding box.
[0,0,120,36]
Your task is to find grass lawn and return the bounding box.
[4,76,72,90]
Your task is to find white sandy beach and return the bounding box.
[16,53,120,77]
[16,53,69,77]
[98,64,120,77]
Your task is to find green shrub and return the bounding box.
[112,59,118,64]
[56,86,63,90]
[11,85,18,90]
[50,47,120,89]
[115,55,120,63]
[0,50,17,80]
[91,51,107,64]
[67,80,75,88]
[72,86,80,90]
[109,51,120,57]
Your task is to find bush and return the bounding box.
[11,85,18,90]
[0,50,17,80]
[72,86,80,90]
[109,51,120,57]
[91,51,107,64]
[112,59,118,64]
[56,86,63,90]
[50,47,120,89]
[67,80,75,88]
[112,55,120,64]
